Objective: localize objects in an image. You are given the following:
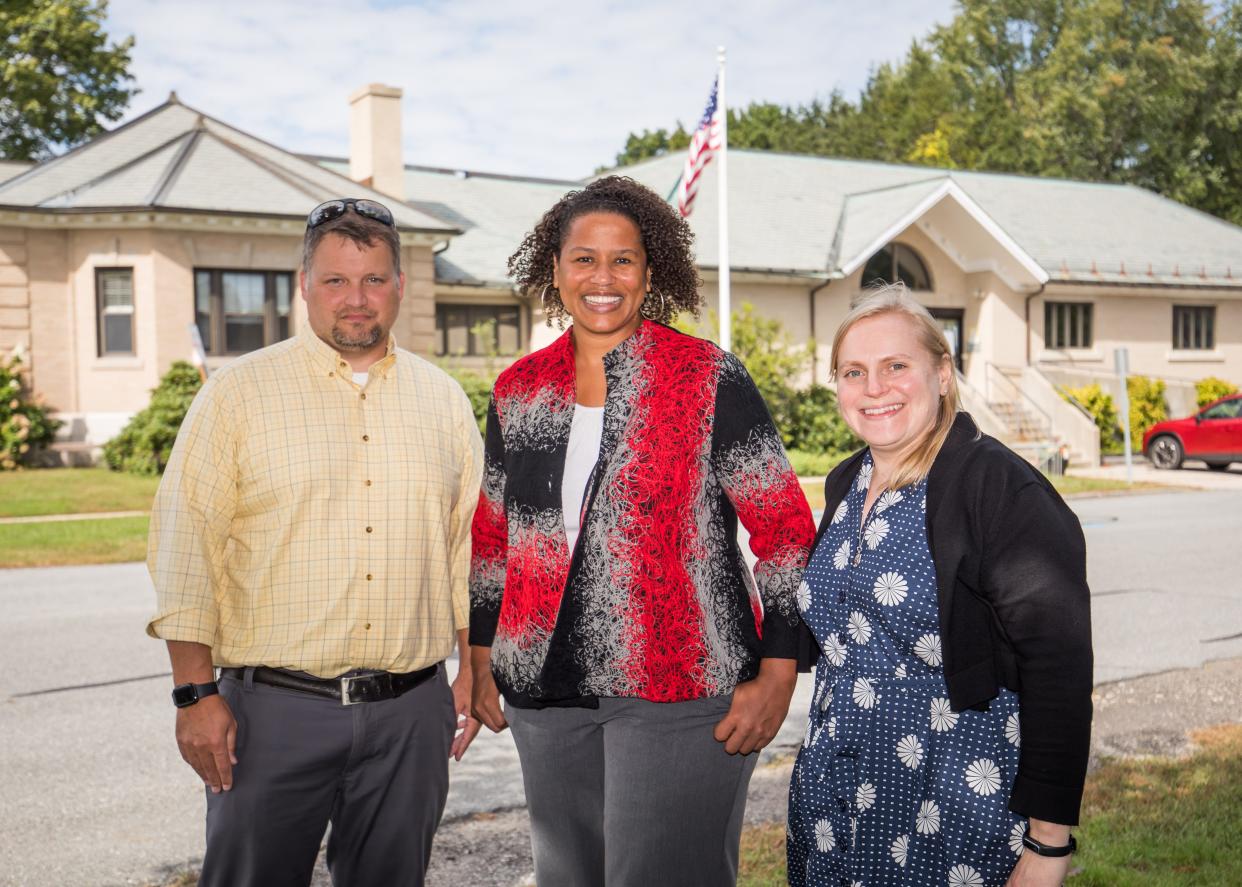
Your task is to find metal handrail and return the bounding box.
[984,362,1053,437]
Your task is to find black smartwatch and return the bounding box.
[172,681,220,708]
[1021,830,1077,857]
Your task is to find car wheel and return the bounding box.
[1206,462,1231,471]
[1148,435,1183,470]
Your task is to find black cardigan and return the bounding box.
[803,412,1092,825]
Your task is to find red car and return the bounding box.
[1143,393,1242,470]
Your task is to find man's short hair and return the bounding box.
[302,212,402,276]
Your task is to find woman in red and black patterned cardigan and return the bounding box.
[468,176,815,887]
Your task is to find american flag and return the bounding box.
[677,78,723,218]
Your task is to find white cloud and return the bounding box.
[106,0,956,179]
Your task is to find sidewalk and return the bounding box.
[0,509,147,525]
[1068,457,1242,490]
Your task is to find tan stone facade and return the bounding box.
[2,216,441,451]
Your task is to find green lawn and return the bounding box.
[0,466,159,518]
[0,515,149,568]
[738,725,1242,886]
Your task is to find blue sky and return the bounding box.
[106,0,958,180]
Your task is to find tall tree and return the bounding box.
[0,0,136,160]
[608,0,1242,223]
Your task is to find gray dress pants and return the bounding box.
[199,665,455,887]
[507,693,758,887]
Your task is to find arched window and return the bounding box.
[860,243,932,290]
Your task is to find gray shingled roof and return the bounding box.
[0,97,456,233]
[0,160,33,185]
[618,151,1242,287]
[316,158,574,287]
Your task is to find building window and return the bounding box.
[96,268,135,355]
[1172,305,1215,351]
[194,270,293,355]
[436,304,521,356]
[861,243,932,290]
[1044,301,1093,349]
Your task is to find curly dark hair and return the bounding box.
[508,175,702,326]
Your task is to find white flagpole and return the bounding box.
[716,46,731,352]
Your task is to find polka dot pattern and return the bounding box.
[788,455,1025,885]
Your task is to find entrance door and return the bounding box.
[929,308,965,372]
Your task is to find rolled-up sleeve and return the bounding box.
[145,376,238,645]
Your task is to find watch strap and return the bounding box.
[1021,831,1077,857]
[172,680,220,708]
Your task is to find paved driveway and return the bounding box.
[2,486,1240,886]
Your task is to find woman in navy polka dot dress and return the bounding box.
[787,286,1093,886]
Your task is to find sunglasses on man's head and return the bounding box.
[306,198,395,230]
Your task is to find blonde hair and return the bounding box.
[830,283,959,490]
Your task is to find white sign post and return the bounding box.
[1115,347,1132,484]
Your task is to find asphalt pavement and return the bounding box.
[1,483,1240,886]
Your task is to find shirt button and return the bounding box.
[364,622,371,630]
[328,371,334,377]
[362,434,369,442]
[365,480,372,487]
[360,393,366,400]
[366,573,373,581]
[365,526,373,533]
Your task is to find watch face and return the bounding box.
[172,684,198,707]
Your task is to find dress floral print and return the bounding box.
[788,454,1025,886]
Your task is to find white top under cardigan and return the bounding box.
[562,405,605,551]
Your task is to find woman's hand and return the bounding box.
[1005,819,1073,886]
[1005,851,1070,886]
[713,658,797,754]
[469,645,508,733]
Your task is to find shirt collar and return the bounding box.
[297,325,397,378]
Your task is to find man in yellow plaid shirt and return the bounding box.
[147,198,483,887]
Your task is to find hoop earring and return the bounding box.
[540,284,558,309]
[645,289,666,318]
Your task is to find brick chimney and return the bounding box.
[349,84,405,201]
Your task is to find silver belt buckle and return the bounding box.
[339,672,393,705]
[340,674,363,706]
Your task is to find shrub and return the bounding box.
[785,384,861,456]
[445,368,494,436]
[0,351,60,470]
[1126,375,1167,450]
[103,361,203,474]
[728,304,857,457]
[1063,384,1123,455]
[786,448,850,477]
[1195,376,1238,409]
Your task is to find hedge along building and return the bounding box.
[0,86,457,458]
[4,84,1242,464]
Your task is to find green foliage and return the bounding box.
[727,303,860,456]
[1126,375,1168,449]
[0,0,137,160]
[786,448,848,478]
[103,361,202,475]
[0,351,60,469]
[611,0,1242,224]
[1195,375,1239,408]
[1063,383,1124,455]
[445,368,494,436]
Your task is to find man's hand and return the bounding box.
[713,657,797,755]
[175,695,237,793]
[449,662,482,761]
[469,646,507,733]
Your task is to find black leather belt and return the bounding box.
[220,664,438,706]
